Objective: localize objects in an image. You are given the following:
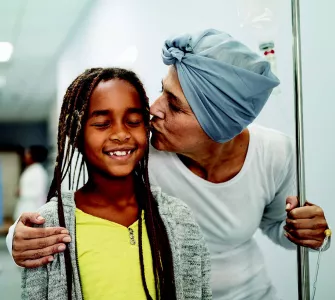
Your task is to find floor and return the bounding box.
[0,236,21,300]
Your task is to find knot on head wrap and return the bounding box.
[162,34,193,64]
[161,29,280,143]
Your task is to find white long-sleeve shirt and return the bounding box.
[149,125,296,300]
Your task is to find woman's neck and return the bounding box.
[178,129,250,183]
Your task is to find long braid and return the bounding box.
[50,73,91,299]
[61,72,97,181]
[113,70,176,299]
[77,155,85,191]
[136,179,153,300]
[47,71,99,299]
[47,67,177,300]
[142,150,176,300]
[71,151,81,190]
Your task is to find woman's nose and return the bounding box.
[150,98,165,119]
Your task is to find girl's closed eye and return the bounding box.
[127,119,142,126]
[92,120,111,128]
[126,114,144,126]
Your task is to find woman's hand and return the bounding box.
[12,212,71,268]
[284,196,329,249]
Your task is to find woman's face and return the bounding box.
[150,66,211,155]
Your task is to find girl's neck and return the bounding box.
[75,172,140,226]
[83,173,136,205]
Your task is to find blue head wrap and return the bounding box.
[162,29,280,143]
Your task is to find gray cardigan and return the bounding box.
[21,186,212,300]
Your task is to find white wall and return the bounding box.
[53,0,334,299]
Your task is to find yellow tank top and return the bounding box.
[75,208,156,300]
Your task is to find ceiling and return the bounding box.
[0,0,94,122]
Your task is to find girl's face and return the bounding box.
[82,79,147,178]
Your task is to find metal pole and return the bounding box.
[291,0,310,299]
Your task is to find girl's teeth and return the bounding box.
[110,150,131,156]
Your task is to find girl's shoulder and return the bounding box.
[37,191,75,227]
[35,201,59,228]
[151,186,198,226]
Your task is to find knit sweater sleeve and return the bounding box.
[200,226,212,299]
[21,201,59,300]
[152,186,212,300]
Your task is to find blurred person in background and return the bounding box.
[13,145,49,221]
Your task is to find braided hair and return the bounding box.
[47,68,176,300]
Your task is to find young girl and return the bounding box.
[21,68,211,300]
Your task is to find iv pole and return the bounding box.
[291,0,310,299]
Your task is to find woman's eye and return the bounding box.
[168,102,181,113]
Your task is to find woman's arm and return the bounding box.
[260,149,330,250]
[6,212,69,267]
[259,150,297,249]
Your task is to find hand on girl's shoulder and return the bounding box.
[12,194,71,268]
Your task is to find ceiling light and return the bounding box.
[0,42,14,62]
